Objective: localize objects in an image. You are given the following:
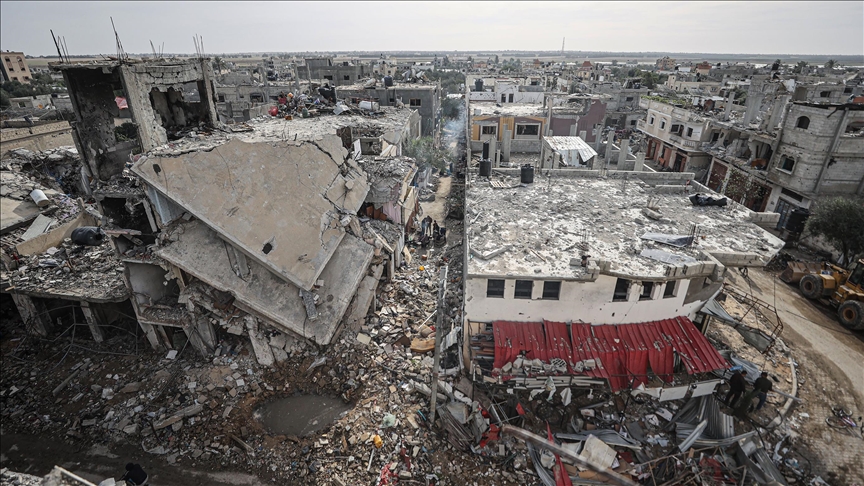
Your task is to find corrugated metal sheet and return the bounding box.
[491,317,728,391]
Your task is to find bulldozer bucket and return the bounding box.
[780,261,823,284]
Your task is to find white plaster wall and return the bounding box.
[465,274,709,324]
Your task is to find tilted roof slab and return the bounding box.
[133,136,368,289]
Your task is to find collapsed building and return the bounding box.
[463,167,785,392]
[2,58,427,365]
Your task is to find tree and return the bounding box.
[441,97,462,120]
[403,136,449,171]
[825,59,836,69]
[0,89,9,108]
[804,197,864,265]
[793,61,809,74]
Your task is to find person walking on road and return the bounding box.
[725,369,747,407]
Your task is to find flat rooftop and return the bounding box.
[143,106,415,156]
[471,103,546,117]
[466,171,784,279]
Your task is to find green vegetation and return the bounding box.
[805,197,864,265]
[1,72,65,108]
[403,136,449,171]
[441,97,462,120]
[424,70,466,95]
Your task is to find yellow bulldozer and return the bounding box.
[780,258,864,330]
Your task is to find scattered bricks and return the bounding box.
[154,403,203,430]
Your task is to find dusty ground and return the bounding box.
[724,268,864,484]
[420,175,452,224]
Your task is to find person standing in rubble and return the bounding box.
[736,371,773,415]
[432,220,440,239]
[724,369,747,407]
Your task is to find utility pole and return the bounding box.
[562,37,565,55]
[428,265,449,422]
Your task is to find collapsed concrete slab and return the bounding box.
[157,220,373,345]
[133,136,368,290]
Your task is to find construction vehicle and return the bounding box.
[780,259,864,330]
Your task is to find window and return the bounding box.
[217,94,225,102]
[481,125,497,135]
[649,116,655,125]
[516,124,540,136]
[820,91,830,98]
[508,93,514,103]
[844,86,853,94]
[686,127,693,137]
[324,75,333,81]
[613,278,629,302]
[781,187,805,202]
[409,98,422,107]
[343,75,351,81]
[625,96,634,102]
[779,156,795,173]
[796,116,810,129]
[501,94,507,103]
[514,280,533,299]
[670,124,682,135]
[640,282,654,300]
[486,279,505,298]
[630,119,637,126]
[660,120,666,130]
[663,281,677,298]
[17,102,26,108]
[542,281,561,300]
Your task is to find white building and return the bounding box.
[463,169,784,388]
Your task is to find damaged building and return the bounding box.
[2,58,427,367]
[463,167,785,391]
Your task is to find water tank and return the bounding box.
[474,78,484,92]
[359,101,380,111]
[479,160,492,177]
[521,165,535,184]
[383,75,393,87]
[482,141,490,160]
[785,207,810,233]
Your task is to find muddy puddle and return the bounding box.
[253,395,352,437]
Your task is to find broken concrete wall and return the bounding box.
[60,66,137,181]
[120,60,219,151]
[133,135,368,290]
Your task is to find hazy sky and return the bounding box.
[2,1,862,56]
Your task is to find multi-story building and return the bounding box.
[637,97,716,176]
[1,51,33,83]
[656,56,676,71]
[336,82,441,137]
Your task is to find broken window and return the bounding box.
[508,93,514,103]
[481,125,497,135]
[711,132,720,142]
[324,75,333,81]
[630,119,637,126]
[501,94,507,103]
[781,187,804,202]
[779,156,795,173]
[409,99,422,107]
[613,278,629,302]
[250,93,264,103]
[663,281,677,298]
[516,124,540,136]
[640,282,654,300]
[625,96,634,102]
[820,91,830,98]
[343,75,351,81]
[796,116,810,129]
[542,281,561,300]
[670,124,682,135]
[486,279,505,298]
[514,280,533,299]
[686,127,694,137]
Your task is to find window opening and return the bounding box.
[514,280,533,299]
[487,279,505,298]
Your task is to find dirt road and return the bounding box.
[726,268,864,483]
[420,175,452,223]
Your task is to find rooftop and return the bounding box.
[466,171,784,279]
[336,82,438,91]
[471,103,546,117]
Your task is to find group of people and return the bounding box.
[725,369,774,416]
[418,216,446,247]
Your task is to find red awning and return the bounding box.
[490,317,728,390]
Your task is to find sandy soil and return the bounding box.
[420,175,452,224]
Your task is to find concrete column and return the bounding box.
[592,152,604,170]
[723,93,735,121]
[768,95,790,130]
[569,124,578,136]
[185,317,216,357]
[137,321,162,350]
[743,94,764,125]
[244,315,275,366]
[618,138,630,166]
[501,128,511,162]
[579,130,587,141]
[79,301,105,343]
[489,138,498,167]
[633,152,645,172]
[10,294,51,337]
[605,130,615,158]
